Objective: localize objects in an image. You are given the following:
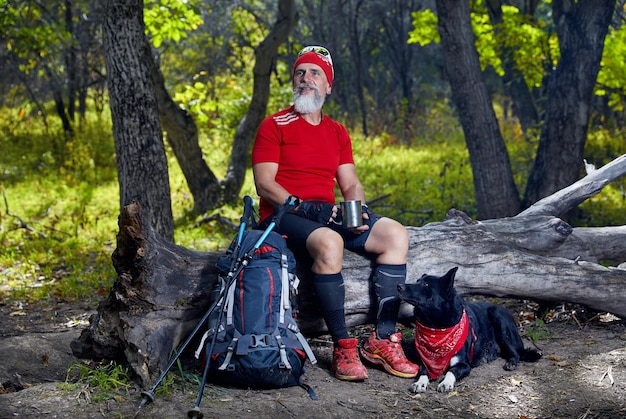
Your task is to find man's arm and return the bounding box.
[336,163,366,202]
[252,162,292,206]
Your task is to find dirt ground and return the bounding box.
[1,298,625,419]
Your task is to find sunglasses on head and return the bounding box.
[298,45,333,65]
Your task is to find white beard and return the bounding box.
[293,84,326,114]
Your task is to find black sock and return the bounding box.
[373,264,406,339]
[313,272,349,343]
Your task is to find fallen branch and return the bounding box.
[2,186,47,238]
[519,154,626,217]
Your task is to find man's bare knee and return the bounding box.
[366,218,408,263]
[307,228,344,273]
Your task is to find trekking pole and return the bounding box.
[187,197,296,419]
[136,284,226,410]
[225,195,255,271]
[238,195,255,243]
[137,196,255,410]
[187,293,231,419]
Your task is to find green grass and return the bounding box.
[354,132,476,226]
[523,318,554,341]
[62,361,132,403]
[1,104,625,305]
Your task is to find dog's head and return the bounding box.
[398,267,463,328]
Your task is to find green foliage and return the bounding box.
[472,5,559,85]
[0,178,118,302]
[0,0,82,98]
[496,6,558,88]
[472,11,504,76]
[408,9,439,46]
[144,0,204,48]
[154,372,177,398]
[1,1,67,73]
[172,74,251,135]
[596,24,626,112]
[159,3,295,139]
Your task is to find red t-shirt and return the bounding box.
[252,105,355,221]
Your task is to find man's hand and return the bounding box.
[348,205,370,234]
[297,201,337,224]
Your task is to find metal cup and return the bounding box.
[341,200,362,228]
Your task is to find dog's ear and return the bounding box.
[442,267,458,292]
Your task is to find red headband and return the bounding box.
[293,51,334,87]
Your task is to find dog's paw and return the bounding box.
[503,359,519,371]
[436,372,456,392]
[410,375,429,393]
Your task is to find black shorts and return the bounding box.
[259,208,381,257]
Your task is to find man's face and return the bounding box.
[293,63,331,95]
[293,63,331,114]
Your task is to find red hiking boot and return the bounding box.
[360,332,419,378]
[332,338,368,381]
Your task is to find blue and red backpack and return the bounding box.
[194,228,317,395]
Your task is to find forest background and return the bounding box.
[1,0,626,309]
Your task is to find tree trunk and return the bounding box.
[64,0,77,123]
[222,0,298,204]
[102,0,174,241]
[72,155,626,388]
[44,65,73,135]
[435,0,521,219]
[523,0,615,206]
[147,42,222,215]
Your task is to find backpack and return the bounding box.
[194,228,317,395]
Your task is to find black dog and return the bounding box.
[397,267,541,393]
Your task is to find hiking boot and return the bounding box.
[332,338,368,381]
[360,332,419,378]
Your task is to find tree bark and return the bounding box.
[435,0,521,219]
[102,0,174,241]
[72,155,626,388]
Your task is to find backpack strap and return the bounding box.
[225,276,238,326]
[286,322,317,365]
[275,334,292,370]
[194,330,210,359]
[298,380,318,400]
[280,253,289,324]
[217,334,240,370]
[294,330,317,365]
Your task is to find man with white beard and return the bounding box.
[251,46,417,382]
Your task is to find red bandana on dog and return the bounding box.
[414,309,469,379]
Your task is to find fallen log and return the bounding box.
[71,203,219,387]
[72,155,626,387]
